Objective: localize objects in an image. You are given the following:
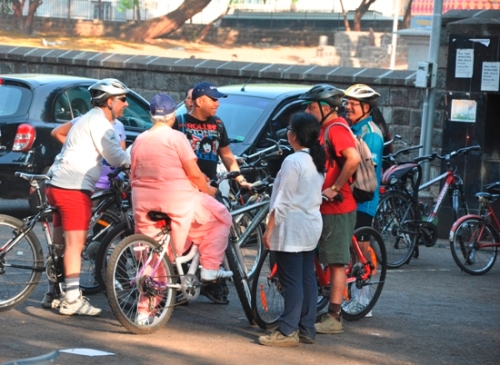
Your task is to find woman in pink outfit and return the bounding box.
[130,93,233,284]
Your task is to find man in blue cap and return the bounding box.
[175,81,252,304]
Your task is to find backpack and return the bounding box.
[323,122,378,203]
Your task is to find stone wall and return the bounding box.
[0,43,438,177]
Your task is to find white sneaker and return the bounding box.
[200,267,233,282]
[59,293,102,316]
[365,310,373,318]
[136,312,154,325]
[342,299,366,314]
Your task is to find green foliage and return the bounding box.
[1,0,13,15]
[117,0,139,12]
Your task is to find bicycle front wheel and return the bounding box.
[0,214,44,312]
[225,241,255,325]
[106,234,176,334]
[231,211,263,281]
[450,217,498,275]
[251,249,283,329]
[373,190,417,268]
[342,227,387,321]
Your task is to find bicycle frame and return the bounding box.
[451,205,500,250]
[314,236,373,288]
[419,169,460,222]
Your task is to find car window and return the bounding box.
[55,93,72,121]
[54,87,92,121]
[67,87,91,118]
[118,94,152,131]
[0,85,31,117]
[176,94,271,142]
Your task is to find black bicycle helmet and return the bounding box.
[344,84,380,108]
[299,84,345,108]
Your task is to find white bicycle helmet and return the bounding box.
[344,84,380,107]
[88,78,129,102]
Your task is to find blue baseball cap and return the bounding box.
[192,82,227,101]
[150,93,176,116]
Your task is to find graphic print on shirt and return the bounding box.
[181,121,222,163]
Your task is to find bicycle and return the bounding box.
[449,181,500,275]
[373,145,480,268]
[0,170,131,311]
[105,191,273,334]
[250,226,387,329]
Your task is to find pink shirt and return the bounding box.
[130,125,230,255]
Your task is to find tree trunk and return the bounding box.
[24,0,41,34]
[12,0,26,32]
[402,0,413,29]
[135,0,141,21]
[339,0,351,31]
[122,0,212,42]
[353,0,377,32]
[195,1,233,43]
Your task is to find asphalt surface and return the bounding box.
[1,199,499,365]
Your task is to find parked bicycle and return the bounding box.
[250,226,387,329]
[449,181,500,275]
[374,145,481,268]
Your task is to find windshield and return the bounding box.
[176,94,271,142]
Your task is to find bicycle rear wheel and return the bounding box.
[94,220,134,292]
[106,234,176,334]
[80,211,121,295]
[0,215,44,312]
[251,249,283,329]
[342,227,387,321]
[373,190,417,268]
[450,217,498,275]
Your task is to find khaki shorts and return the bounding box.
[318,211,356,265]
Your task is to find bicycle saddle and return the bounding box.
[147,211,172,224]
[381,163,419,185]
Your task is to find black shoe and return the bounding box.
[201,280,229,304]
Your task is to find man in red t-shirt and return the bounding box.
[300,84,360,334]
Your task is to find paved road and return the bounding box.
[1,199,499,365]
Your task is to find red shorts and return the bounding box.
[46,186,92,231]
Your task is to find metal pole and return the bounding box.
[419,0,443,183]
[390,0,400,70]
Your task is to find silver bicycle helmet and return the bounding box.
[299,84,344,108]
[88,78,129,102]
[344,84,380,107]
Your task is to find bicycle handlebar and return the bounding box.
[383,144,423,160]
[413,145,481,163]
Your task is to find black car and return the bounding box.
[175,83,311,174]
[0,74,152,211]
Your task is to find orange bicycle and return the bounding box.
[251,226,387,329]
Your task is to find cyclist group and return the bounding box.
[41,77,386,347]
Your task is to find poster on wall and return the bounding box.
[455,49,474,78]
[481,62,500,91]
[450,99,477,123]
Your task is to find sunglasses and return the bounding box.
[116,96,127,103]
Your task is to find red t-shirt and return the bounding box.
[319,117,357,215]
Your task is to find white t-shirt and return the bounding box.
[48,108,130,191]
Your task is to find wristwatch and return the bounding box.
[331,184,339,192]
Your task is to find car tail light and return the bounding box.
[13,124,36,152]
[0,78,4,85]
